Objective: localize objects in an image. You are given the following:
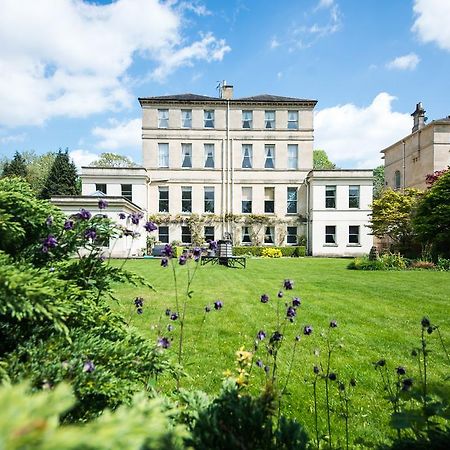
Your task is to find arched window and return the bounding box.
[394,170,401,190]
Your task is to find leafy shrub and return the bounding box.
[436,257,450,271]
[261,248,282,258]
[410,260,435,270]
[347,256,385,270]
[233,246,306,257]
[233,246,264,256]
[380,253,408,269]
[348,253,408,270]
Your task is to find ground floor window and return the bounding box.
[181,226,191,244]
[286,226,297,245]
[158,226,169,243]
[95,183,106,194]
[349,225,360,244]
[264,227,275,244]
[242,226,251,244]
[204,226,215,242]
[325,225,336,244]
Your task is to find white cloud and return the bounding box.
[0,132,26,144]
[270,37,280,49]
[386,53,420,70]
[412,0,450,51]
[92,118,141,151]
[316,0,334,9]
[0,0,230,127]
[315,93,412,168]
[69,149,100,169]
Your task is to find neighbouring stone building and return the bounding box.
[382,102,450,190]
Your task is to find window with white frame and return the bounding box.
[181,143,192,168]
[242,110,253,128]
[287,187,298,214]
[349,185,360,208]
[242,144,253,168]
[242,187,252,213]
[158,187,169,213]
[349,225,360,244]
[286,226,297,245]
[181,109,192,128]
[204,144,215,168]
[158,109,169,128]
[265,110,275,129]
[158,143,169,167]
[96,183,106,194]
[242,226,251,244]
[325,185,336,208]
[204,187,215,213]
[264,145,275,169]
[121,184,132,202]
[264,226,275,244]
[204,110,214,128]
[204,226,215,242]
[288,144,298,169]
[181,226,191,243]
[325,225,336,244]
[287,111,299,129]
[181,187,192,213]
[264,187,275,213]
[158,226,169,243]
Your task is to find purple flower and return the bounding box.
[165,308,171,316]
[292,297,301,307]
[136,307,143,315]
[421,317,431,328]
[277,291,283,298]
[193,247,202,257]
[330,320,338,328]
[427,326,434,335]
[204,305,211,313]
[256,359,263,368]
[329,372,337,381]
[161,257,169,268]
[283,279,294,290]
[118,212,126,220]
[157,337,171,349]
[179,255,187,265]
[270,331,283,343]
[208,240,218,251]
[402,378,413,391]
[396,366,406,376]
[163,244,173,258]
[83,360,95,373]
[170,312,179,321]
[303,325,313,336]
[286,306,296,319]
[264,365,270,374]
[257,330,266,341]
[98,199,108,210]
[84,228,97,240]
[77,209,91,220]
[134,297,144,308]
[375,359,386,368]
[295,335,301,341]
[313,365,320,374]
[144,221,157,232]
[45,216,53,227]
[260,294,269,304]
[64,219,74,230]
[214,300,223,310]
[167,324,174,332]
[42,235,58,252]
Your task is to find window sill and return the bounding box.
[323,244,338,247]
[346,244,361,247]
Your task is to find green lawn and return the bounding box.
[111,257,450,447]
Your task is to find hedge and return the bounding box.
[233,246,306,257]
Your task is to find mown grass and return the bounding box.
[111,257,450,447]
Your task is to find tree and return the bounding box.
[373,165,385,199]
[368,188,421,247]
[90,152,138,168]
[414,169,450,257]
[40,149,80,199]
[313,150,337,170]
[1,151,27,178]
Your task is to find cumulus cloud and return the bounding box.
[69,149,100,169]
[386,53,420,70]
[92,118,141,151]
[412,0,450,51]
[314,93,412,168]
[0,0,230,127]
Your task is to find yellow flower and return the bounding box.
[235,346,253,365]
[223,369,233,378]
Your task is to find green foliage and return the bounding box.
[1,151,27,179]
[313,149,337,169]
[413,169,450,258]
[233,246,306,257]
[90,152,139,168]
[373,165,385,199]
[0,382,186,450]
[348,253,408,270]
[26,150,57,194]
[40,149,80,199]
[436,258,450,271]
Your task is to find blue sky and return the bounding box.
[0,0,449,168]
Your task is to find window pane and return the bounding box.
[287,226,297,244]
[204,110,214,128]
[181,109,192,128]
[121,184,132,201]
[288,144,298,169]
[287,187,297,213]
[204,226,215,242]
[287,110,298,129]
[265,111,275,129]
[264,187,274,213]
[159,187,169,212]
[242,110,253,128]
[265,145,275,169]
[349,185,360,208]
[158,226,169,243]
[325,225,336,244]
[242,187,252,213]
[349,225,360,244]
[158,109,169,128]
[204,144,215,168]
[264,227,274,244]
[242,226,251,243]
[181,226,191,243]
[182,187,192,213]
[181,143,192,168]
[96,184,106,194]
[325,185,336,208]
[158,143,169,167]
[242,144,253,168]
[204,187,215,213]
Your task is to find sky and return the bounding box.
[0,0,449,169]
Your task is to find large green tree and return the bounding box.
[373,165,385,199]
[90,152,138,168]
[414,169,450,257]
[313,149,337,169]
[40,149,80,199]
[1,151,27,178]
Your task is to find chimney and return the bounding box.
[220,81,233,100]
[411,102,426,133]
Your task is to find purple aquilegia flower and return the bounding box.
[42,235,58,253]
[163,244,173,258]
[286,306,297,319]
[193,247,202,261]
[157,337,171,349]
[84,228,97,240]
[130,213,140,225]
[165,308,171,316]
[118,212,126,220]
[330,320,338,328]
[64,219,74,230]
[421,317,431,328]
[260,294,269,304]
[144,221,157,232]
[205,305,211,313]
[257,330,266,341]
[83,360,95,373]
[256,359,263,368]
[264,365,270,374]
[270,331,283,343]
[45,215,53,227]
[98,199,108,210]
[208,240,218,252]
[134,297,144,308]
[303,325,313,336]
[277,291,284,298]
[292,297,301,307]
[167,324,174,332]
[170,312,179,321]
[374,359,386,368]
[179,255,187,265]
[313,365,320,374]
[214,300,223,310]
[396,366,406,376]
[284,279,294,290]
[136,307,143,315]
[161,257,169,268]
[402,378,413,391]
[329,372,337,381]
[77,209,91,220]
